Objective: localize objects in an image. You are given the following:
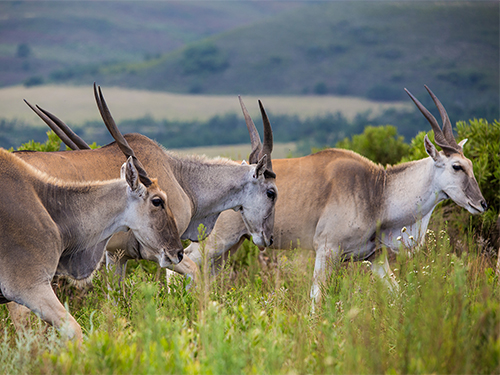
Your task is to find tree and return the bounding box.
[16,43,31,58]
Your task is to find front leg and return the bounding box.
[9,283,82,342]
[310,243,335,307]
[368,251,399,291]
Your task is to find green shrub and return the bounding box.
[23,76,44,87]
[16,43,31,59]
[335,124,410,165]
[180,42,229,76]
[16,130,62,152]
[13,130,100,152]
[456,119,500,240]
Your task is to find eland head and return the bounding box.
[405,86,487,214]
[238,96,277,248]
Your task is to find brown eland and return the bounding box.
[182,86,487,305]
[19,84,277,283]
[0,150,183,342]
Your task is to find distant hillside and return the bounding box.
[91,1,498,121]
[0,1,299,87]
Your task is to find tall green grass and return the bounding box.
[1,228,498,374]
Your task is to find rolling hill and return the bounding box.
[83,1,498,121]
[0,1,497,151]
[0,1,300,87]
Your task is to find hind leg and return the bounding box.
[6,302,32,331]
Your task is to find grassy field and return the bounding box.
[0,224,498,374]
[173,142,296,160]
[0,85,411,127]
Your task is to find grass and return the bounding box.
[0,84,410,127]
[0,223,498,374]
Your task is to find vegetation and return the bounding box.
[0,228,498,374]
[0,119,54,150]
[335,125,410,166]
[92,2,498,124]
[1,3,497,123]
[0,105,430,154]
[1,118,499,373]
[0,1,297,86]
[15,130,62,152]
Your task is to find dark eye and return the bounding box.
[152,197,164,208]
[452,164,463,171]
[266,189,276,200]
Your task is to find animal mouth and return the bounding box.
[468,202,483,214]
[159,248,183,267]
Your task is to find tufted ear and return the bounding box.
[253,155,268,179]
[424,134,440,162]
[124,156,139,191]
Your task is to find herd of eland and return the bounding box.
[0,83,487,342]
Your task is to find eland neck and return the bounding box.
[166,152,251,219]
[381,157,445,235]
[39,179,130,251]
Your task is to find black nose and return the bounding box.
[269,235,274,246]
[177,249,184,263]
[481,200,488,210]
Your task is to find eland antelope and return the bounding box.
[0,150,183,342]
[18,84,277,282]
[182,86,487,304]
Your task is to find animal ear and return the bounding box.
[120,162,127,179]
[125,156,139,191]
[458,138,468,150]
[253,154,267,179]
[424,134,440,161]
[241,160,248,165]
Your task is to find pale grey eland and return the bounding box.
[0,149,183,342]
[18,84,277,283]
[182,86,487,305]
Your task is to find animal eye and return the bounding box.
[152,197,164,208]
[266,189,276,200]
[452,164,463,171]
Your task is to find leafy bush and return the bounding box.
[335,124,410,165]
[313,82,328,95]
[16,130,62,152]
[456,119,500,242]
[23,76,44,87]
[16,43,31,59]
[180,42,229,76]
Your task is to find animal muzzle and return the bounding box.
[466,199,487,214]
[159,248,184,267]
[481,200,488,211]
[253,232,273,250]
